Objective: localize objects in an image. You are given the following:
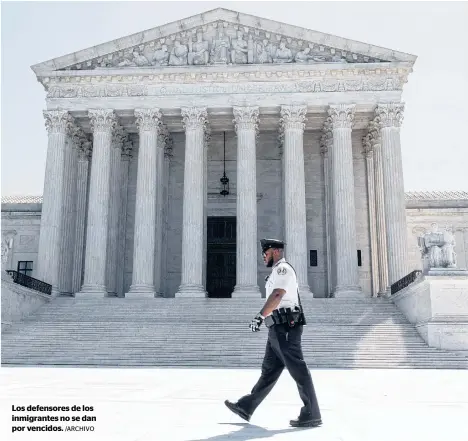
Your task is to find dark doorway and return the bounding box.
[206,216,236,298]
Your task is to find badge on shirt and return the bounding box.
[277,267,287,275]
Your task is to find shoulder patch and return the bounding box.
[277,266,287,276]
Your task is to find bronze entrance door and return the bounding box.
[206,217,236,298]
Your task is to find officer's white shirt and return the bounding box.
[265,258,299,312]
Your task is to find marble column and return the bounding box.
[153,125,168,297]
[72,141,92,294]
[232,106,261,297]
[58,129,81,296]
[37,110,73,294]
[176,107,207,297]
[321,121,334,297]
[202,127,210,291]
[280,105,312,296]
[161,139,173,296]
[106,126,126,296]
[369,119,389,295]
[328,104,361,296]
[363,134,379,297]
[127,109,161,297]
[116,140,133,297]
[376,103,409,285]
[79,109,116,295]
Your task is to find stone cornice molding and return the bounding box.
[134,108,162,132]
[181,107,208,131]
[375,102,404,128]
[280,104,307,132]
[328,104,355,129]
[233,106,259,134]
[88,109,117,133]
[42,63,412,99]
[43,110,74,135]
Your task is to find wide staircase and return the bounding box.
[2,297,467,369]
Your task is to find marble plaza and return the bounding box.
[1,367,467,441]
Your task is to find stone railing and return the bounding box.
[390,270,422,295]
[6,271,52,296]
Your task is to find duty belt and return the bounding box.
[264,307,305,328]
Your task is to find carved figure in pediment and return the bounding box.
[118,56,136,67]
[273,41,293,63]
[132,51,150,67]
[295,47,315,63]
[169,40,188,66]
[210,28,230,64]
[332,54,348,63]
[255,40,269,64]
[152,44,169,66]
[188,31,209,65]
[231,31,248,64]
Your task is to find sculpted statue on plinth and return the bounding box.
[418,223,457,271]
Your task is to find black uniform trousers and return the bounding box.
[236,323,321,420]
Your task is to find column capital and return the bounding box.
[69,125,87,150]
[78,140,93,161]
[121,140,133,160]
[320,117,333,156]
[43,110,74,135]
[157,124,169,149]
[233,106,259,134]
[204,125,212,147]
[112,125,128,150]
[280,105,307,131]
[134,108,162,132]
[367,118,381,147]
[164,137,174,159]
[89,109,117,133]
[362,133,374,159]
[181,107,207,131]
[375,103,404,128]
[328,104,355,129]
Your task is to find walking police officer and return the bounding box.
[224,239,322,428]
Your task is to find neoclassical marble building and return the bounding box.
[3,9,467,299]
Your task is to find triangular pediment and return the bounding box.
[32,8,416,75]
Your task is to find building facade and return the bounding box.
[4,9,466,299]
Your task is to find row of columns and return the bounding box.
[175,105,312,297]
[38,103,408,298]
[321,103,408,297]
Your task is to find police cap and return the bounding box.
[260,238,285,253]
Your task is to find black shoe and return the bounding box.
[289,417,322,428]
[224,400,251,422]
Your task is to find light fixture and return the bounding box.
[220,131,230,196]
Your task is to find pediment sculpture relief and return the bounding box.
[63,21,387,71]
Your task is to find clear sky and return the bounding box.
[1,1,467,196]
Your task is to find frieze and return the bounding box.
[46,76,405,99]
[59,21,389,72]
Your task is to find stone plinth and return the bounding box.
[392,274,468,350]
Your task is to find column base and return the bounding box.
[126,284,156,298]
[333,285,363,298]
[232,285,261,298]
[78,284,107,297]
[175,284,206,298]
[298,285,314,298]
[59,292,75,298]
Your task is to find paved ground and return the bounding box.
[1,367,467,441]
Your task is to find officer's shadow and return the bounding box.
[185,422,308,441]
